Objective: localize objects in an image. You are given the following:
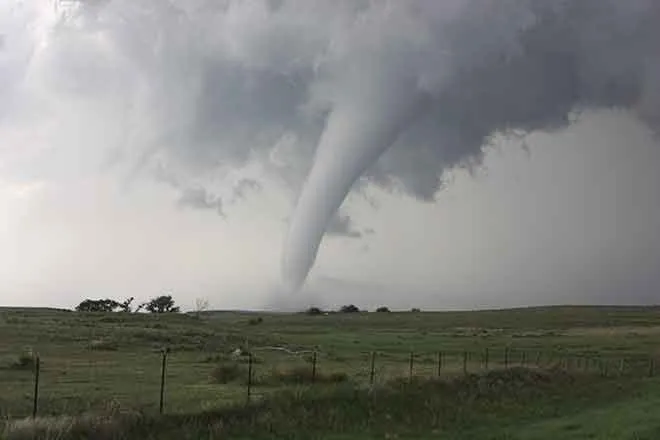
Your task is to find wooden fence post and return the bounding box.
[437,351,442,378]
[311,351,317,384]
[32,355,40,418]
[649,358,655,377]
[159,348,169,414]
[246,352,253,404]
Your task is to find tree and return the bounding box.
[118,297,135,313]
[76,299,120,313]
[411,308,421,313]
[339,304,360,313]
[376,306,391,313]
[194,297,210,318]
[142,295,180,314]
[305,306,323,316]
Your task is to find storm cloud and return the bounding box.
[0,0,659,308]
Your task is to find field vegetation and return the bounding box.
[1,305,660,439]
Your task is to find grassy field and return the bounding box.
[1,305,660,439]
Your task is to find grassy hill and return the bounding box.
[1,305,660,439]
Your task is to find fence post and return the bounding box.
[534,351,541,367]
[32,354,40,418]
[521,350,527,367]
[649,358,655,377]
[437,351,442,378]
[618,358,625,376]
[583,356,589,373]
[369,352,376,386]
[504,347,509,369]
[409,352,414,383]
[484,348,489,370]
[159,348,169,415]
[311,351,317,384]
[247,352,253,404]
[463,351,468,375]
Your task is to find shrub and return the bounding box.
[76,299,120,313]
[305,307,324,316]
[376,306,391,313]
[339,304,360,313]
[248,317,263,325]
[210,362,246,384]
[75,297,134,313]
[411,308,421,313]
[139,295,180,314]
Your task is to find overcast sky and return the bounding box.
[1,109,658,311]
[1,1,659,311]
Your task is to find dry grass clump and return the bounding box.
[3,411,141,440]
[88,339,119,351]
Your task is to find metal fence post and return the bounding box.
[484,348,489,370]
[32,355,40,418]
[504,347,510,369]
[409,352,414,383]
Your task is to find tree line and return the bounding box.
[75,295,180,314]
[306,305,422,315]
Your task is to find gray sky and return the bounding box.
[0,1,659,310]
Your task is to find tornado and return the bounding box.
[281,76,428,291]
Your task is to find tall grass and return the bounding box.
[3,368,642,440]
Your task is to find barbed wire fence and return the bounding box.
[6,345,659,419]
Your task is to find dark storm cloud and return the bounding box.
[2,0,659,295]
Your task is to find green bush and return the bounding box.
[210,362,246,384]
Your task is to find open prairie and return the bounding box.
[2,305,660,439]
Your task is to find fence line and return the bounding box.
[12,347,660,419]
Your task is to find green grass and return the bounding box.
[2,370,657,439]
[1,305,660,438]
